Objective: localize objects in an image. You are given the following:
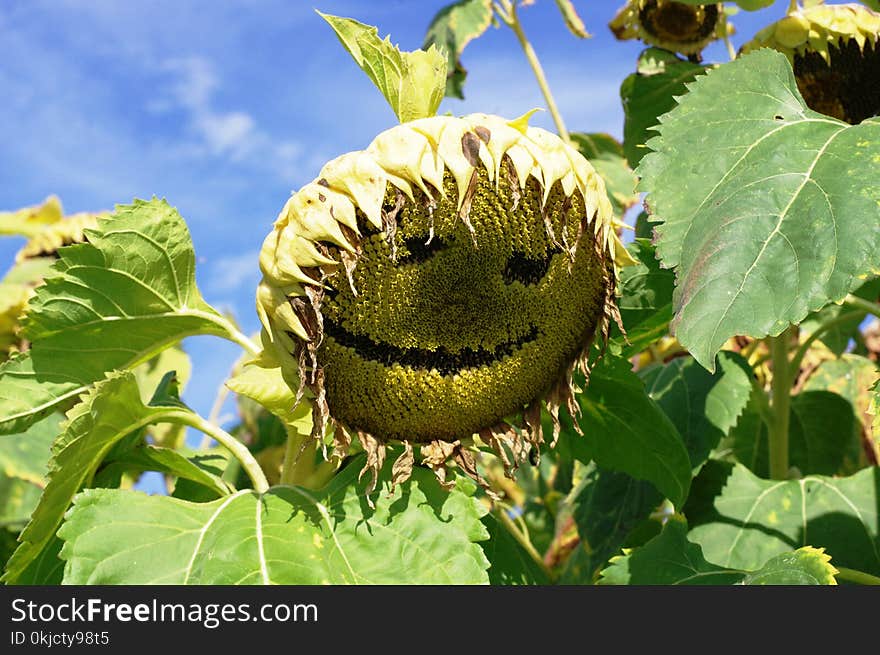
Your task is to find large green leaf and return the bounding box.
[321,12,446,123]
[58,460,489,584]
[570,133,639,219]
[0,413,61,486]
[613,239,675,357]
[2,370,200,583]
[687,463,880,574]
[641,352,752,469]
[563,463,662,582]
[570,357,692,508]
[0,199,237,435]
[423,0,494,99]
[599,519,742,585]
[95,446,234,498]
[481,512,549,585]
[741,547,838,585]
[639,49,880,370]
[620,48,706,168]
[730,391,860,477]
[599,519,837,585]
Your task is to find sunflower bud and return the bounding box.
[256,113,625,489]
[742,3,880,124]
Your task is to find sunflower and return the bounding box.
[0,200,103,358]
[609,0,729,56]
[256,112,626,493]
[741,3,880,124]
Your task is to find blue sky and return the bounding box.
[0,1,785,468]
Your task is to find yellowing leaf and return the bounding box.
[0,196,63,238]
[319,12,446,123]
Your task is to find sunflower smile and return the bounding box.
[324,318,540,375]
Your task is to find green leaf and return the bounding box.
[423,0,494,100]
[0,415,61,530]
[553,0,590,38]
[803,354,879,466]
[571,356,692,507]
[741,547,838,585]
[570,133,639,219]
[687,463,880,574]
[599,519,838,585]
[0,413,61,486]
[0,196,63,238]
[640,352,754,469]
[862,1,880,11]
[481,512,549,585]
[613,239,675,357]
[0,199,236,435]
[227,351,311,436]
[599,519,743,585]
[2,370,195,583]
[0,477,42,529]
[320,12,446,122]
[732,0,775,9]
[564,463,663,581]
[730,390,860,476]
[639,49,880,370]
[98,446,234,499]
[12,535,64,584]
[134,345,192,448]
[58,459,490,584]
[621,48,707,168]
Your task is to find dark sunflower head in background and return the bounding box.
[610,0,730,56]
[742,3,880,125]
[256,113,629,493]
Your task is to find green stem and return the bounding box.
[768,328,793,480]
[843,294,880,319]
[209,313,260,357]
[496,1,570,143]
[279,428,316,486]
[836,567,880,585]
[495,505,555,580]
[173,410,269,493]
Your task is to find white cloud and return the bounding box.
[206,249,263,293]
[158,56,292,163]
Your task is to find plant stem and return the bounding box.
[279,428,316,486]
[843,294,880,319]
[836,567,880,585]
[495,505,555,580]
[209,313,260,357]
[496,1,570,143]
[173,410,269,493]
[767,328,793,480]
[788,0,799,14]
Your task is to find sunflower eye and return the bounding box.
[397,235,447,264]
[502,250,555,286]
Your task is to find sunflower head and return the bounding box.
[256,113,625,491]
[609,0,729,56]
[0,208,104,358]
[741,3,880,124]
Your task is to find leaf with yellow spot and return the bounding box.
[56,455,489,584]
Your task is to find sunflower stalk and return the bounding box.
[767,327,795,480]
[494,0,571,143]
